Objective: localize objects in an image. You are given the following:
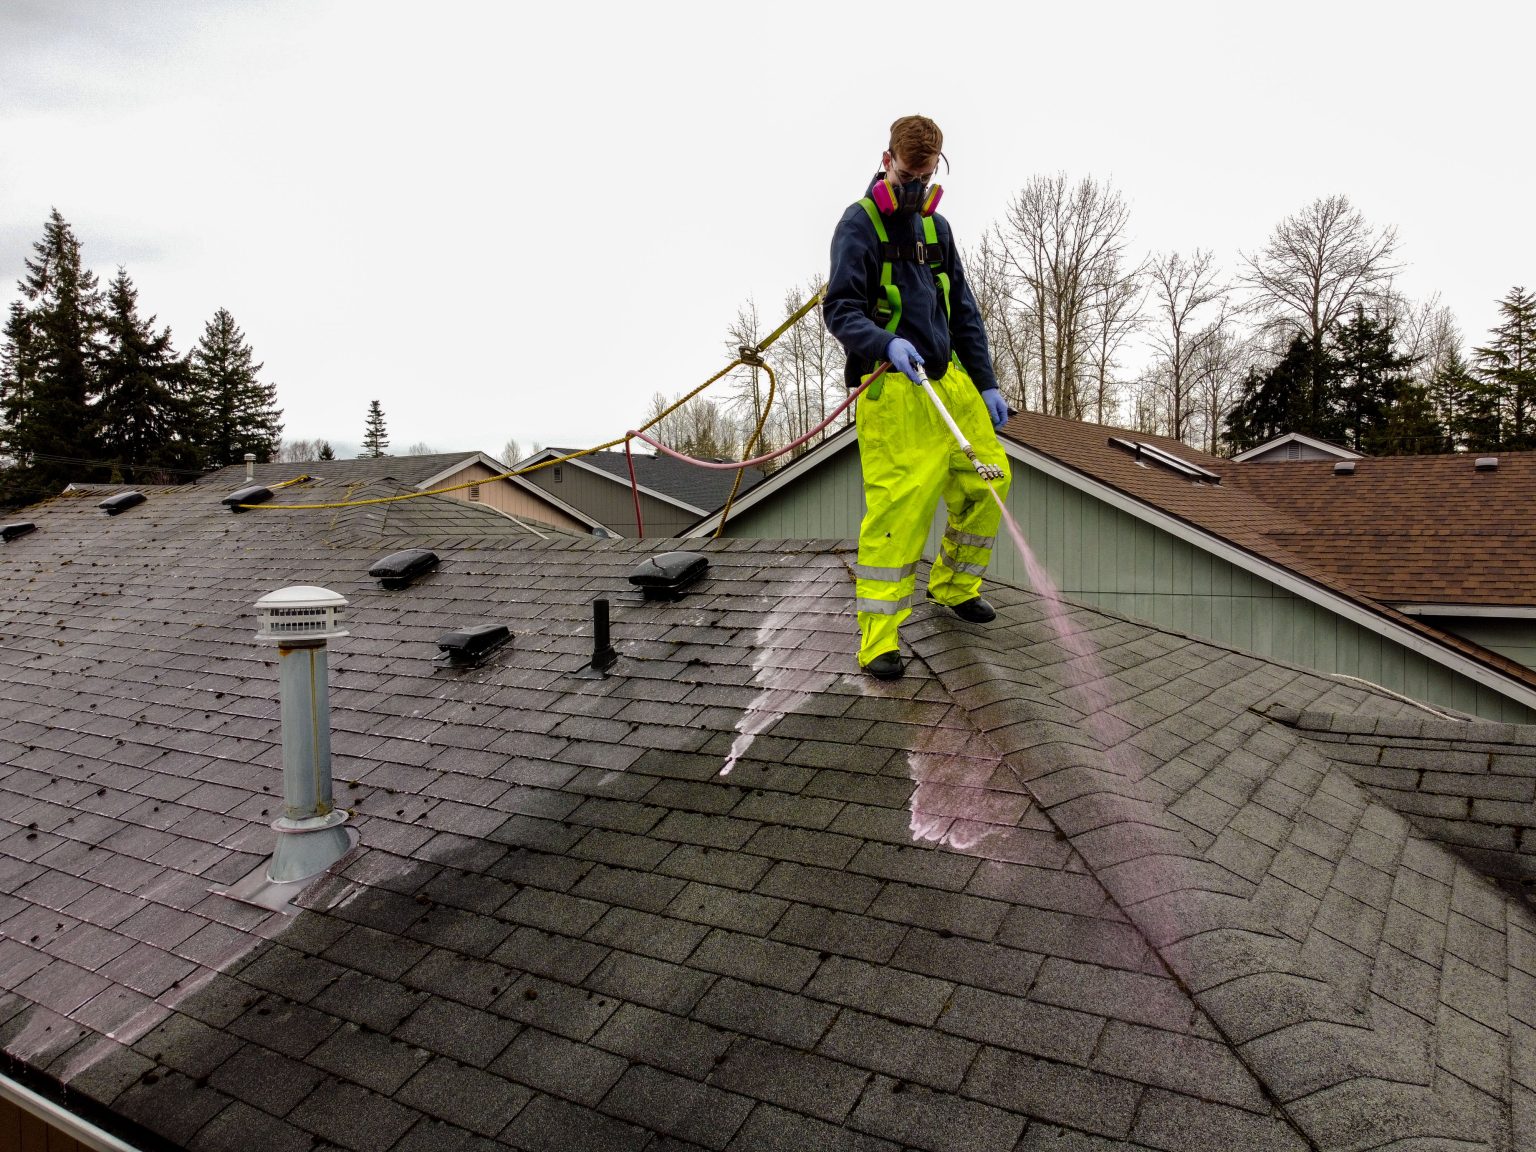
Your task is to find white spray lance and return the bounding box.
[910,362,1006,481]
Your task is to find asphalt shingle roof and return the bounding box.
[1,479,1533,1151]
[547,449,769,513]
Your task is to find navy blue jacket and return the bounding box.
[824,174,998,394]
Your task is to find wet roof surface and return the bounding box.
[1,480,1533,1151]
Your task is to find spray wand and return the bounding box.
[912,363,1006,481]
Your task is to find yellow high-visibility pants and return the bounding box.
[853,359,1011,667]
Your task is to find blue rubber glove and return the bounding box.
[980,388,1008,428]
[886,337,925,381]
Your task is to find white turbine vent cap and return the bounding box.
[255,585,349,641]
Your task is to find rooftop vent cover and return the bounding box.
[223,484,273,511]
[99,491,146,515]
[369,548,439,589]
[1107,438,1221,484]
[2,522,36,542]
[629,551,709,600]
[1475,456,1499,471]
[436,623,511,666]
[255,586,349,642]
[1334,461,1356,475]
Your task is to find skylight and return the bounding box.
[1108,437,1222,484]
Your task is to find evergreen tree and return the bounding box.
[317,440,335,461]
[1472,287,1536,449]
[1221,334,1321,454]
[361,401,389,457]
[0,209,104,499]
[94,269,198,483]
[1327,306,1422,454]
[1431,351,1499,451]
[1376,382,1448,456]
[188,307,282,468]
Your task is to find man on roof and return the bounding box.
[824,114,1011,680]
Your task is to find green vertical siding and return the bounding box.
[722,440,1536,723]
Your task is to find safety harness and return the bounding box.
[857,198,952,335]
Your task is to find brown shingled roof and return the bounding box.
[1002,412,1536,695]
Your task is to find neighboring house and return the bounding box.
[516,447,768,538]
[199,452,602,537]
[2,476,1534,1149]
[688,414,1536,722]
[1232,432,1363,464]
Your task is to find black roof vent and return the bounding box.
[222,484,273,512]
[576,598,620,679]
[2,522,37,542]
[436,623,511,667]
[1475,456,1499,472]
[99,491,146,515]
[628,551,709,600]
[369,548,439,590]
[1334,461,1356,475]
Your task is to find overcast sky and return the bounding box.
[3,1,1532,459]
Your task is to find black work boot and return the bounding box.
[950,596,996,624]
[928,593,997,624]
[863,651,904,680]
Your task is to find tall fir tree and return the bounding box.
[94,268,198,483]
[361,400,389,458]
[0,209,104,500]
[1327,306,1425,454]
[1221,334,1321,454]
[1472,287,1536,449]
[188,308,282,468]
[1430,350,1500,451]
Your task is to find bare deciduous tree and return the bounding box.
[642,391,739,461]
[994,173,1138,419]
[1241,194,1400,421]
[1082,260,1144,425]
[1146,249,1229,443]
[767,277,846,460]
[279,438,319,462]
[963,233,1036,413]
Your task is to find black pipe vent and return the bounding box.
[436,623,511,667]
[222,484,273,512]
[2,522,37,542]
[369,548,439,590]
[628,551,709,601]
[576,598,619,679]
[99,491,146,516]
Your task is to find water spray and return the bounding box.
[912,364,1006,481]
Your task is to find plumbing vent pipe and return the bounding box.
[223,484,273,511]
[99,491,146,515]
[369,548,439,589]
[1475,456,1499,471]
[628,551,709,601]
[1,522,36,542]
[1334,461,1356,475]
[577,598,619,679]
[244,452,257,480]
[254,585,352,883]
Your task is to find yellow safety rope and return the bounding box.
[242,290,827,511]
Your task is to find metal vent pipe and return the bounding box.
[244,452,257,480]
[254,585,352,882]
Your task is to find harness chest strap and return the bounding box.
[856,198,952,336]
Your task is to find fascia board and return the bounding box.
[1004,440,1536,713]
[1395,604,1536,620]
